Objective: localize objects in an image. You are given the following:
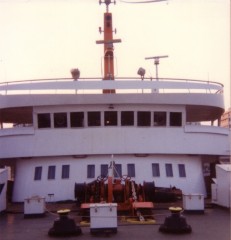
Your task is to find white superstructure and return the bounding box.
[0,1,230,203]
[0,78,229,202]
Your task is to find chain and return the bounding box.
[131,181,145,222]
[131,181,137,202]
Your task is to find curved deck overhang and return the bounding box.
[0,78,224,123]
[0,92,224,123]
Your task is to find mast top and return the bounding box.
[99,0,116,12]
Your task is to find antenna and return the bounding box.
[145,55,168,80]
[97,0,121,94]
[145,55,168,93]
[99,0,116,11]
[120,0,166,4]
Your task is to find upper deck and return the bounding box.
[0,77,223,95]
[0,77,225,124]
[0,77,229,158]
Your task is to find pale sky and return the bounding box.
[0,0,230,108]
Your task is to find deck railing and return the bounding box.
[0,124,229,137]
[0,77,223,95]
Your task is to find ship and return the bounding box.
[0,0,229,208]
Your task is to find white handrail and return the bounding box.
[0,77,223,95]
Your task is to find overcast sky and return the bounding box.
[0,0,230,108]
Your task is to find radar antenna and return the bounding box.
[145,55,168,93]
[145,55,168,80]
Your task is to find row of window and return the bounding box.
[37,111,182,128]
[152,163,186,178]
[87,163,136,178]
[88,163,186,178]
[34,165,70,180]
[34,163,186,181]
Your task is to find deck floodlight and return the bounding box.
[137,67,146,80]
[70,68,80,80]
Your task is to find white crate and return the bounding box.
[183,194,204,213]
[24,196,45,217]
[90,203,117,233]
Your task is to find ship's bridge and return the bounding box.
[0,77,229,159]
[0,77,224,124]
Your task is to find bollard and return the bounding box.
[48,209,82,237]
[159,207,192,234]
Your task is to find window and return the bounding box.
[127,164,135,177]
[101,164,108,178]
[34,166,42,180]
[37,113,51,128]
[88,112,101,126]
[104,111,117,126]
[62,165,70,179]
[137,111,151,126]
[87,165,95,178]
[152,163,160,177]
[121,111,134,126]
[114,164,122,178]
[165,164,173,177]
[48,166,56,180]
[178,164,186,177]
[154,112,166,126]
[71,112,84,127]
[54,113,67,128]
[170,112,182,126]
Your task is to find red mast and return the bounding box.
[96,0,121,93]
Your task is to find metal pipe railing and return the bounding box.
[0,77,224,95]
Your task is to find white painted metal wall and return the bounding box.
[0,126,229,159]
[212,164,231,208]
[12,155,206,202]
[0,168,8,212]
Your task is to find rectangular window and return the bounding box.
[127,164,135,177]
[48,166,56,180]
[170,112,182,126]
[137,111,151,126]
[152,163,160,177]
[178,164,186,177]
[54,112,68,128]
[70,112,84,127]
[38,113,51,128]
[62,165,70,179]
[104,111,117,126]
[154,112,166,126]
[34,166,42,180]
[121,111,134,126]
[114,164,122,178]
[101,164,108,178]
[88,112,101,126]
[165,164,173,177]
[87,165,95,178]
